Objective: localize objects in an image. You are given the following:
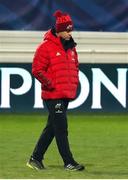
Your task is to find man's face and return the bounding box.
[57,31,72,40]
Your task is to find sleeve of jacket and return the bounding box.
[32,43,54,90]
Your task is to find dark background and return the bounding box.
[0,0,128,31]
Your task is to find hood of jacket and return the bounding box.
[43,29,62,47]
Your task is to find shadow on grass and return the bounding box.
[47,165,63,170]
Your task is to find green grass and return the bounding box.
[0,114,128,179]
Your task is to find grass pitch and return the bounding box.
[0,114,128,179]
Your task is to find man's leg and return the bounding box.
[45,99,75,165]
[32,114,54,162]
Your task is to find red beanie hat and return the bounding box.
[53,10,73,33]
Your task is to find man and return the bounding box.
[27,10,85,171]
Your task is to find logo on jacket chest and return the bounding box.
[55,50,75,61]
[56,52,61,56]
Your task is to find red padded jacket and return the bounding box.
[32,29,79,100]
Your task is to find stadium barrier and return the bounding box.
[0,30,128,63]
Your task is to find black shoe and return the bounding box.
[64,163,85,171]
[26,157,45,170]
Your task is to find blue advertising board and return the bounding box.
[0,63,128,113]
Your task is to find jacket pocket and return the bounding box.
[41,74,55,91]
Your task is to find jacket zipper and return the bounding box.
[66,51,70,94]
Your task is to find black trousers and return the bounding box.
[32,99,75,165]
